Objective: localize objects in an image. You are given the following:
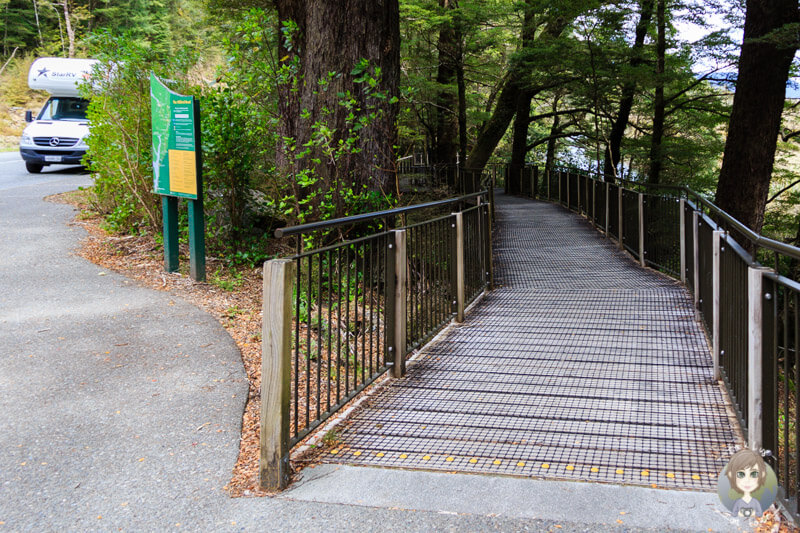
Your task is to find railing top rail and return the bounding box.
[563,168,800,262]
[274,191,487,237]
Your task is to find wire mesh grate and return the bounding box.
[322,193,738,491]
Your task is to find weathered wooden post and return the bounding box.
[712,230,723,381]
[452,212,465,322]
[693,211,700,308]
[679,198,686,284]
[260,258,294,491]
[638,193,645,267]
[747,266,769,449]
[617,185,624,250]
[386,230,407,378]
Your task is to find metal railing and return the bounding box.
[260,190,492,489]
[516,163,800,516]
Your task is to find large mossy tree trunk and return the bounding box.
[432,0,460,182]
[715,0,799,234]
[603,0,654,182]
[647,0,665,185]
[274,0,400,217]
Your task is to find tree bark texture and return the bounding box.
[715,0,799,234]
[274,0,400,215]
[508,89,532,194]
[648,0,665,184]
[603,0,654,182]
[465,8,570,176]
[433,0,459,173]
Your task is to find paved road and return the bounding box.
[0,160,750,532]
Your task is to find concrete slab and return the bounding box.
[283,464,752,532]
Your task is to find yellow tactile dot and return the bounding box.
[640,470,649,477]
[375,452,384,458]
[445,456,454,462]
[517,461,526,467]
[469,458,478,464]
[422,455,431,461]
[565,465,575,471]
[591,467,599,473]
[330,449,339,455]
[665,473,675,478]
[615,469,624,475]
[691,474,701,480]
[541,463,550,469]
[493,459,502,465]
[399,454,408,459]
[352,451,361,456]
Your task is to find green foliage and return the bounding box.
[81,31,197,233]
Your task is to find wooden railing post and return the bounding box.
[391,230,407,378]
[260,258,294,491]
[452,212,465,322]
[693,211,700,308]
[712,230,723,381]
[748,266,768,449]
[638,193,646,267]
[679,198,686,284]
[618,185,624,250]
[605,182,610,237]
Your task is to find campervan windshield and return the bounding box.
[37,97,89,122]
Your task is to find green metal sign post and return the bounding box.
[150,73,205,281]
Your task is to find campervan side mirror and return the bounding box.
[25,110,33,123]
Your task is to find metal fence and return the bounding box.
[260,190,492,489]
[515,163,800,517]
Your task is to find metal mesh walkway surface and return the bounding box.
[322,194,739,491]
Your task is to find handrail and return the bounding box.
[561,167,800,262]
[274,191,487,237]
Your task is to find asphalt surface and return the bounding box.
[0,153,754,532]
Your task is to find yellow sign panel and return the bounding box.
[168,149,197,196]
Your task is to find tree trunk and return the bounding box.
[508,90,532,194]
[507,2,536,195]
[62,0,75,58]
[433,0,459,175]
[274,0,400,218]
[544,106,560,177]
[464,78,519,176]
[715,0,799,234]
[465,9,570,175]
[648,0,665,184]
[603,0,654,182]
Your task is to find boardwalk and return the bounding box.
[324,194,739,490]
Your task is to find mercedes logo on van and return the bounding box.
[49,137,60,147]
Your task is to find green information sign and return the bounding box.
[150,73,200,199]
[150,72,205,282]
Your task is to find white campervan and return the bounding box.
[19,57,97,174]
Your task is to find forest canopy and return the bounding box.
[3,0,800,259]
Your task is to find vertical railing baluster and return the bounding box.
[327,248,333,414]
[335,246,342,405]
[316,252,323,420]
